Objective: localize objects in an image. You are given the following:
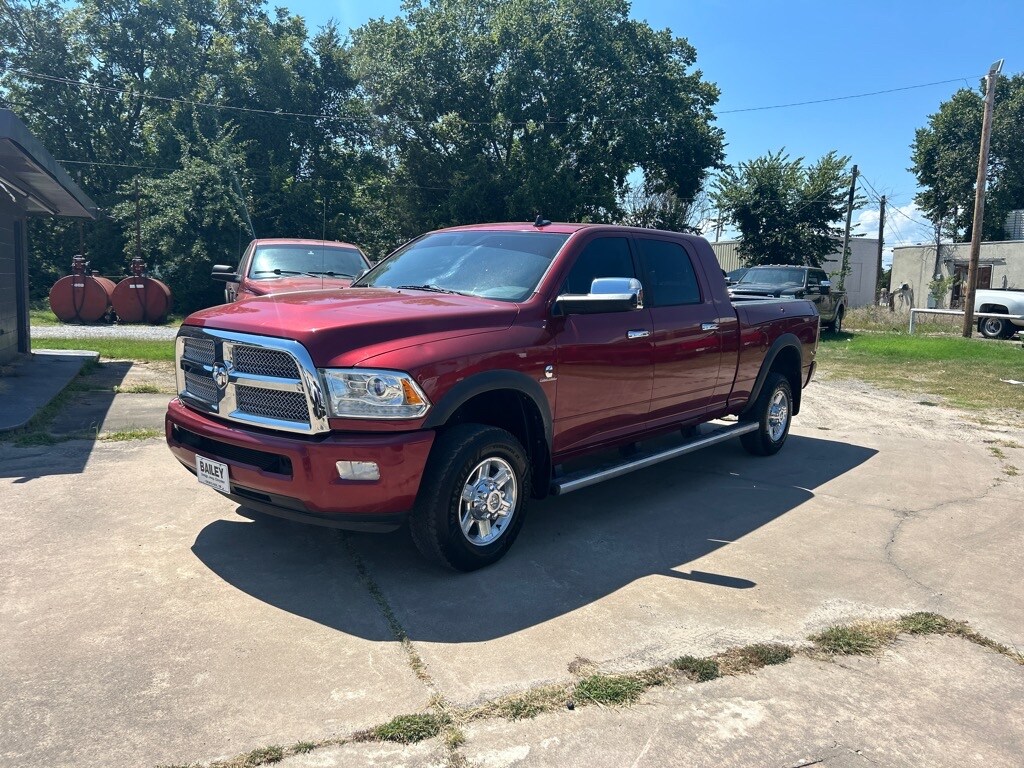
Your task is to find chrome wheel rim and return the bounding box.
[983,318,1002,335]
[459,457,517,546]
[767,389,789,442]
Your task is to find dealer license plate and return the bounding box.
[196,455,230,493]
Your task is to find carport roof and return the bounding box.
[0,109,98,219]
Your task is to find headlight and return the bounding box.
[319,368,430,419]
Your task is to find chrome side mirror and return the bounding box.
[553,277,644,315]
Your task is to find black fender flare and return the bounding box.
[422,369,553,449]
[742,333,805,416]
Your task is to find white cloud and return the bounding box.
[853,202,934,268]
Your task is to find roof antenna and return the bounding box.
[533,213,551,227]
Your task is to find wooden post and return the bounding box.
[875,195,886,304]
[962,60,1003,337]
[838,164,858,292]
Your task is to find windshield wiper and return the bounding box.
[304,270,354,278]
[253,269,303,276]
[395,284,463,295]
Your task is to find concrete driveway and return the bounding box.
[1,381,1021,767]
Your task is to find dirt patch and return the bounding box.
[801,378,1024,444]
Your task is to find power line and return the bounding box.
[10,67,1012,125]
[717,75,994,114]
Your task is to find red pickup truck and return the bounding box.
[167,223,819,570]
[211,238,370,303]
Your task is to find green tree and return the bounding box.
[352,0,724,236]
[714,150,854,268]
[910,74,1024,241]
[113,128,246,312]
[0,0,370,311]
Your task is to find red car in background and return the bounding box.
[212,238,370,303]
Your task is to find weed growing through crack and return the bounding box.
[243,745,284,766]
[671,655,720,682]
[574,671,667,706]
[371,713,442,744]
[741,643,793,667]
[810,622,898,655]
[160,612,1021,768]
[899,612,952,634]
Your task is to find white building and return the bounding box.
[889,240,1024,309]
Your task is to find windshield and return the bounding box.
[354,231,571,301]
[249,244,366,280]
[738,267,805,286]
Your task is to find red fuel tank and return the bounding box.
[49,257,115,323]
[111,257,173,324]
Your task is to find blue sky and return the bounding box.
[285,0,1021,260]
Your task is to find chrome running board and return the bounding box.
[550,421,759,496]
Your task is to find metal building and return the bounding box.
[0,110,98,365]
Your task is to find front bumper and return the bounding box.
[166,398,435,531]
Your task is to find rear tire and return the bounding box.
[410,424,530,571]
[979,317,1009,339]
[740,372,793,456]
[826,307,844,333]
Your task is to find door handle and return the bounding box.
[626,329,651,339]
[701,322,719,331]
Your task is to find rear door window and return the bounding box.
[635,238,702,307]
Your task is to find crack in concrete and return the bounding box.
[340,533,467,767]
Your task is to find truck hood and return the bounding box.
[246,276,353,295]
[730,283,801,297]
[184,288,519,364]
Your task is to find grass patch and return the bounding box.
[718,642,795,674]
[810,621,898,656]
[100,428,163,441]
[671,655,720,682]
[574,671,663,706]
[898,611,955,635]
[371,713,442,744]
[114,383,163,394]
[29,307,61,326]
[243,746,283,766]
[817,332,1024,411]
[477,684,570,721]
[844,306,964,335]
[291,741,316,754]
[35,337,175,362]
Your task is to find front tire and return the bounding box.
[410,424,531,571]
[740,372,793,456]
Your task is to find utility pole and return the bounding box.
[134,178,142,261]
[874,195,886,304]
[838,164,858,292]
[962,59,1003,337]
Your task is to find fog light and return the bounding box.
[336,460,380,481]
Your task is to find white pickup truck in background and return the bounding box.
[975,289,1024,339]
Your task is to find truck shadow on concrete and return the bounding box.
[191,434,876,642]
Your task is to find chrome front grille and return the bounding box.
[184,369,218,402]
[174,328,329,435]
[183,337,215,366]
[231,345,300,379]
[235,386,309,422]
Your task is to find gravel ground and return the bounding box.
[30,324,179,341]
